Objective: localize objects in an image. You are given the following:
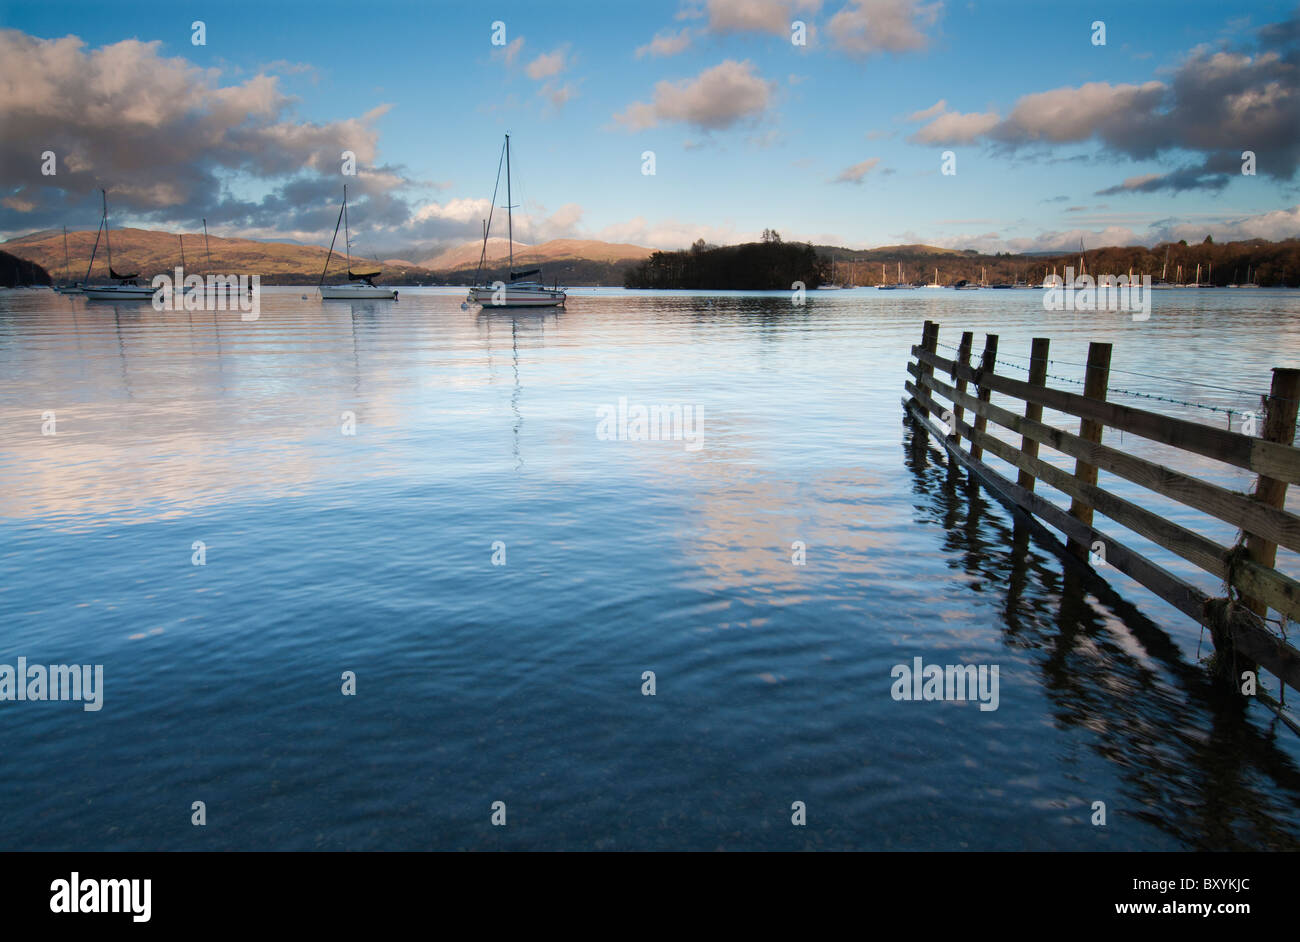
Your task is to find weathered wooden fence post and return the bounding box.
[951,331,973,447]
[1016,337,1051,492]
[1067,341,1112,559]
[968,334,998,461]
[1243,367,1300,617]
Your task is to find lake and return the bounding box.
[1,285,1298,850]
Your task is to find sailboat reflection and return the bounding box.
[477,308,559,471]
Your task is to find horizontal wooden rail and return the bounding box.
[907,377,1300,623]
[912,346,1300,485]
[908,362,1300,554]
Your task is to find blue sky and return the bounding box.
[1,0,1297,254]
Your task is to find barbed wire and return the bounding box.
[930,339,1271,419]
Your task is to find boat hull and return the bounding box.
[320,284,397,299]
[83,286,156,300]
[468,285,566,308]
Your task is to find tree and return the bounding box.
[761,228,781,244]
[1203,234,1214,244]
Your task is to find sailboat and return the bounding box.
[82,190,156,300]
[821,259,843,289]
[319,185,397,300]
[878,261,916,289]
[924,267,942,288]
[467,135,566,308]
[54,226,83,294]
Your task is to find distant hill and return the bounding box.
[2,228,654,286]
[1,227,427,285]
[811,238,1300,286]
[7,227,1297,288]
[421,237,653,271]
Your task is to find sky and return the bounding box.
[0,0,1297,256]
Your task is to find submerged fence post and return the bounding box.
[917,321,939,419]
[1016,337,1050,492]
[951,330,973,447]
[969,334,998,461]
[1242,368,1300,617]
[1067,341,1112,559]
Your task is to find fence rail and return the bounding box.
[902,321,1300,698]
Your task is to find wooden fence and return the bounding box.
[902,320,1300,701]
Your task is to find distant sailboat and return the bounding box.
[467,135,566,308]
[54,225,83,294]
[878,261,915,290]
[81,190,156,300]
[924,267,942,288]
[319,185,397,300]
[821,258,844,289]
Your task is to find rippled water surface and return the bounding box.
[1,286,1298,850]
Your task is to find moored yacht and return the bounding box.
[319,186,398,300]
[466,135,565,309]
[82,191,156,300]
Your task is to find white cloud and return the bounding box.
[637,28,696,57]
[907,99,947,122]
[833,157,882,183]
[614,59,774,131]
[705,0,822,35]
[526,48,568,80]
[828,0,943,57]
[909,109,999,143]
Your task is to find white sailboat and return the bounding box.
[319,185,397,300]
[878,261,916,289]
[81,190,156,300]
[467,135,566,308]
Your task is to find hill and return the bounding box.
[1,228,653,286]
[420,237,653,271]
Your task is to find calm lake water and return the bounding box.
[1,285,1298,851]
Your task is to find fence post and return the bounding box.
[917,321,939,417]
[951,331,974,447]
[1242,368,1300,617]
[1067,341,1112,559]
[969,334,998,461]
[1016,338,1051,491]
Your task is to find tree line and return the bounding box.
[623,232,825,290]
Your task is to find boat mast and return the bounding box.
[102,190,114,275]
[83,207,104,286]
[62,225,71,284]
[319,189,347,287]
[343,184,351,275]
[505,134,513,278]
[203,218,214,275]
[179,233,186,271]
